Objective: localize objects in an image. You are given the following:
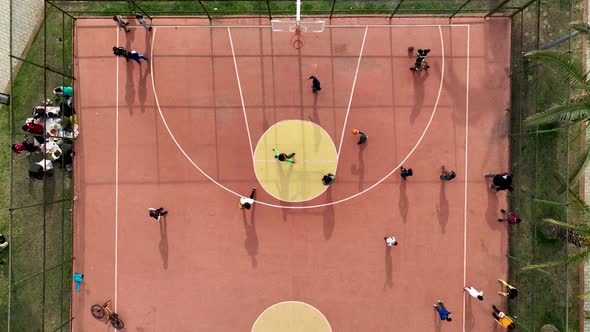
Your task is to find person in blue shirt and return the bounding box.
[440,165,456,181]
[433,300,453,321]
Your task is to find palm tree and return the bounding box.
[524,24,590,186]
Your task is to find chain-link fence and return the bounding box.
[509,0,586,331]
[2,0,584,331]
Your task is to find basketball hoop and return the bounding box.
[270,0,324,49]
[271,20,324,49]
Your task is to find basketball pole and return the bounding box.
[296,0,301,24]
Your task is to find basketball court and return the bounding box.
[72,14,511,332]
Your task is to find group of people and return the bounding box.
[112,14,151,64]
[12,86,77,179]
[434,279,518,329]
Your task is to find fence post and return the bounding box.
[389,0,404,19]
[198,0,212,20]
[484,0,511,18]
[129,0,152,20]
[266,0,272,20]
[449,0,473,20]
[329,0,336,20]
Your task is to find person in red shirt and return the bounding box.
[22,121,44,135]
[498,209,521,225]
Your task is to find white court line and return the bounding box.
[154,24,470,28]
[227,27,255,160]
[462,25,471,332]
[114,28,120,312]
[336,26,368,162]
[150,25,447,209]
[254,159,337,163]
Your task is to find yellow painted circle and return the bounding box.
[253,120,337,202]
[252,301,332,332]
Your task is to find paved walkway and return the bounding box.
[0,0,44,92]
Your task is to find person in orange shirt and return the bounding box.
[492,305,515,329]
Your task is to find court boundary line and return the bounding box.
[336,26,368,162]
[228,27,255,160]
[462,24,471,332]
[114,28,120,312]
[251,301,333,332]
[150,25,450,209]
[153,24,470,28]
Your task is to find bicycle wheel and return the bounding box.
[90,305,105,319]
[110,314,125,330]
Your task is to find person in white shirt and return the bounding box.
[0,234,7,250]
[240,188,256,210]
[464,286,484,300]
[384,236,398,247]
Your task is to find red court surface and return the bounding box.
[72,16,511,331]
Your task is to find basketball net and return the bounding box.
[270,0,325,49]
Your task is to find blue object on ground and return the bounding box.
[73,273,84,292]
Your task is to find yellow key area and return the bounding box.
[252,302,332,332]
[253,120,338,202]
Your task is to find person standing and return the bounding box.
[322,173,335,186]
[308,75,321,93]
[0,234,8,250]
[273,149,296,163]
[464,286,484,301]
[113,15,130,32]
[127,50,149,64]
[485,172,514,191]
[498,279,518,299]
[498,209,521,224]
[148,207,168,221]
[384,236,398,247]
[400,167,413,180]
[135,13,152,31]
[492,305,516,329]
[440,165,456,181]
[433,300,452,322]
[239,188,256,210]
[113,46,128,58]
[352,129,368,145]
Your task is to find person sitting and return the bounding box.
[22,120,44,135]
[12,140,40,154]
[53,86,73,98]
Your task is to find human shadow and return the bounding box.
[464,295,476,331]
[399,179,408,223]
[351,143,366,191]
[410,71,425,124]
[384,246,393,289]
[437,181,449,233]
[159,218,168,269]
[487,189,500,230]
[242,207,259,268]
[309,93,319,124]
[125,58,135,115]
[433,307,442,332]
[138,56,150,113]
[323,189,335,240]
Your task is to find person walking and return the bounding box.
[113,46,128,58]
[464,286,484,301]
[498,279,518,299]
[492,305,516,329]
[440,165,456,181]
[322,173,335,186]
[400,167,413,180]
[135,13,152,31]
[239,188,256,210]
[273,149,296,163]
[308,75,321,93]
[410,49,431,71]
[352,129,368,145]
[485,172,514,191]
[384,236,398,247]
[433,300,452,322]
[148,207,168,221]
[113,15,130,32]
[127,50,149,64]
[498,209,521,224]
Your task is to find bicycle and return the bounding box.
[91,300,125,330]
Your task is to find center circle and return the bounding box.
[253,120,337,202]
[251,301,332,332]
